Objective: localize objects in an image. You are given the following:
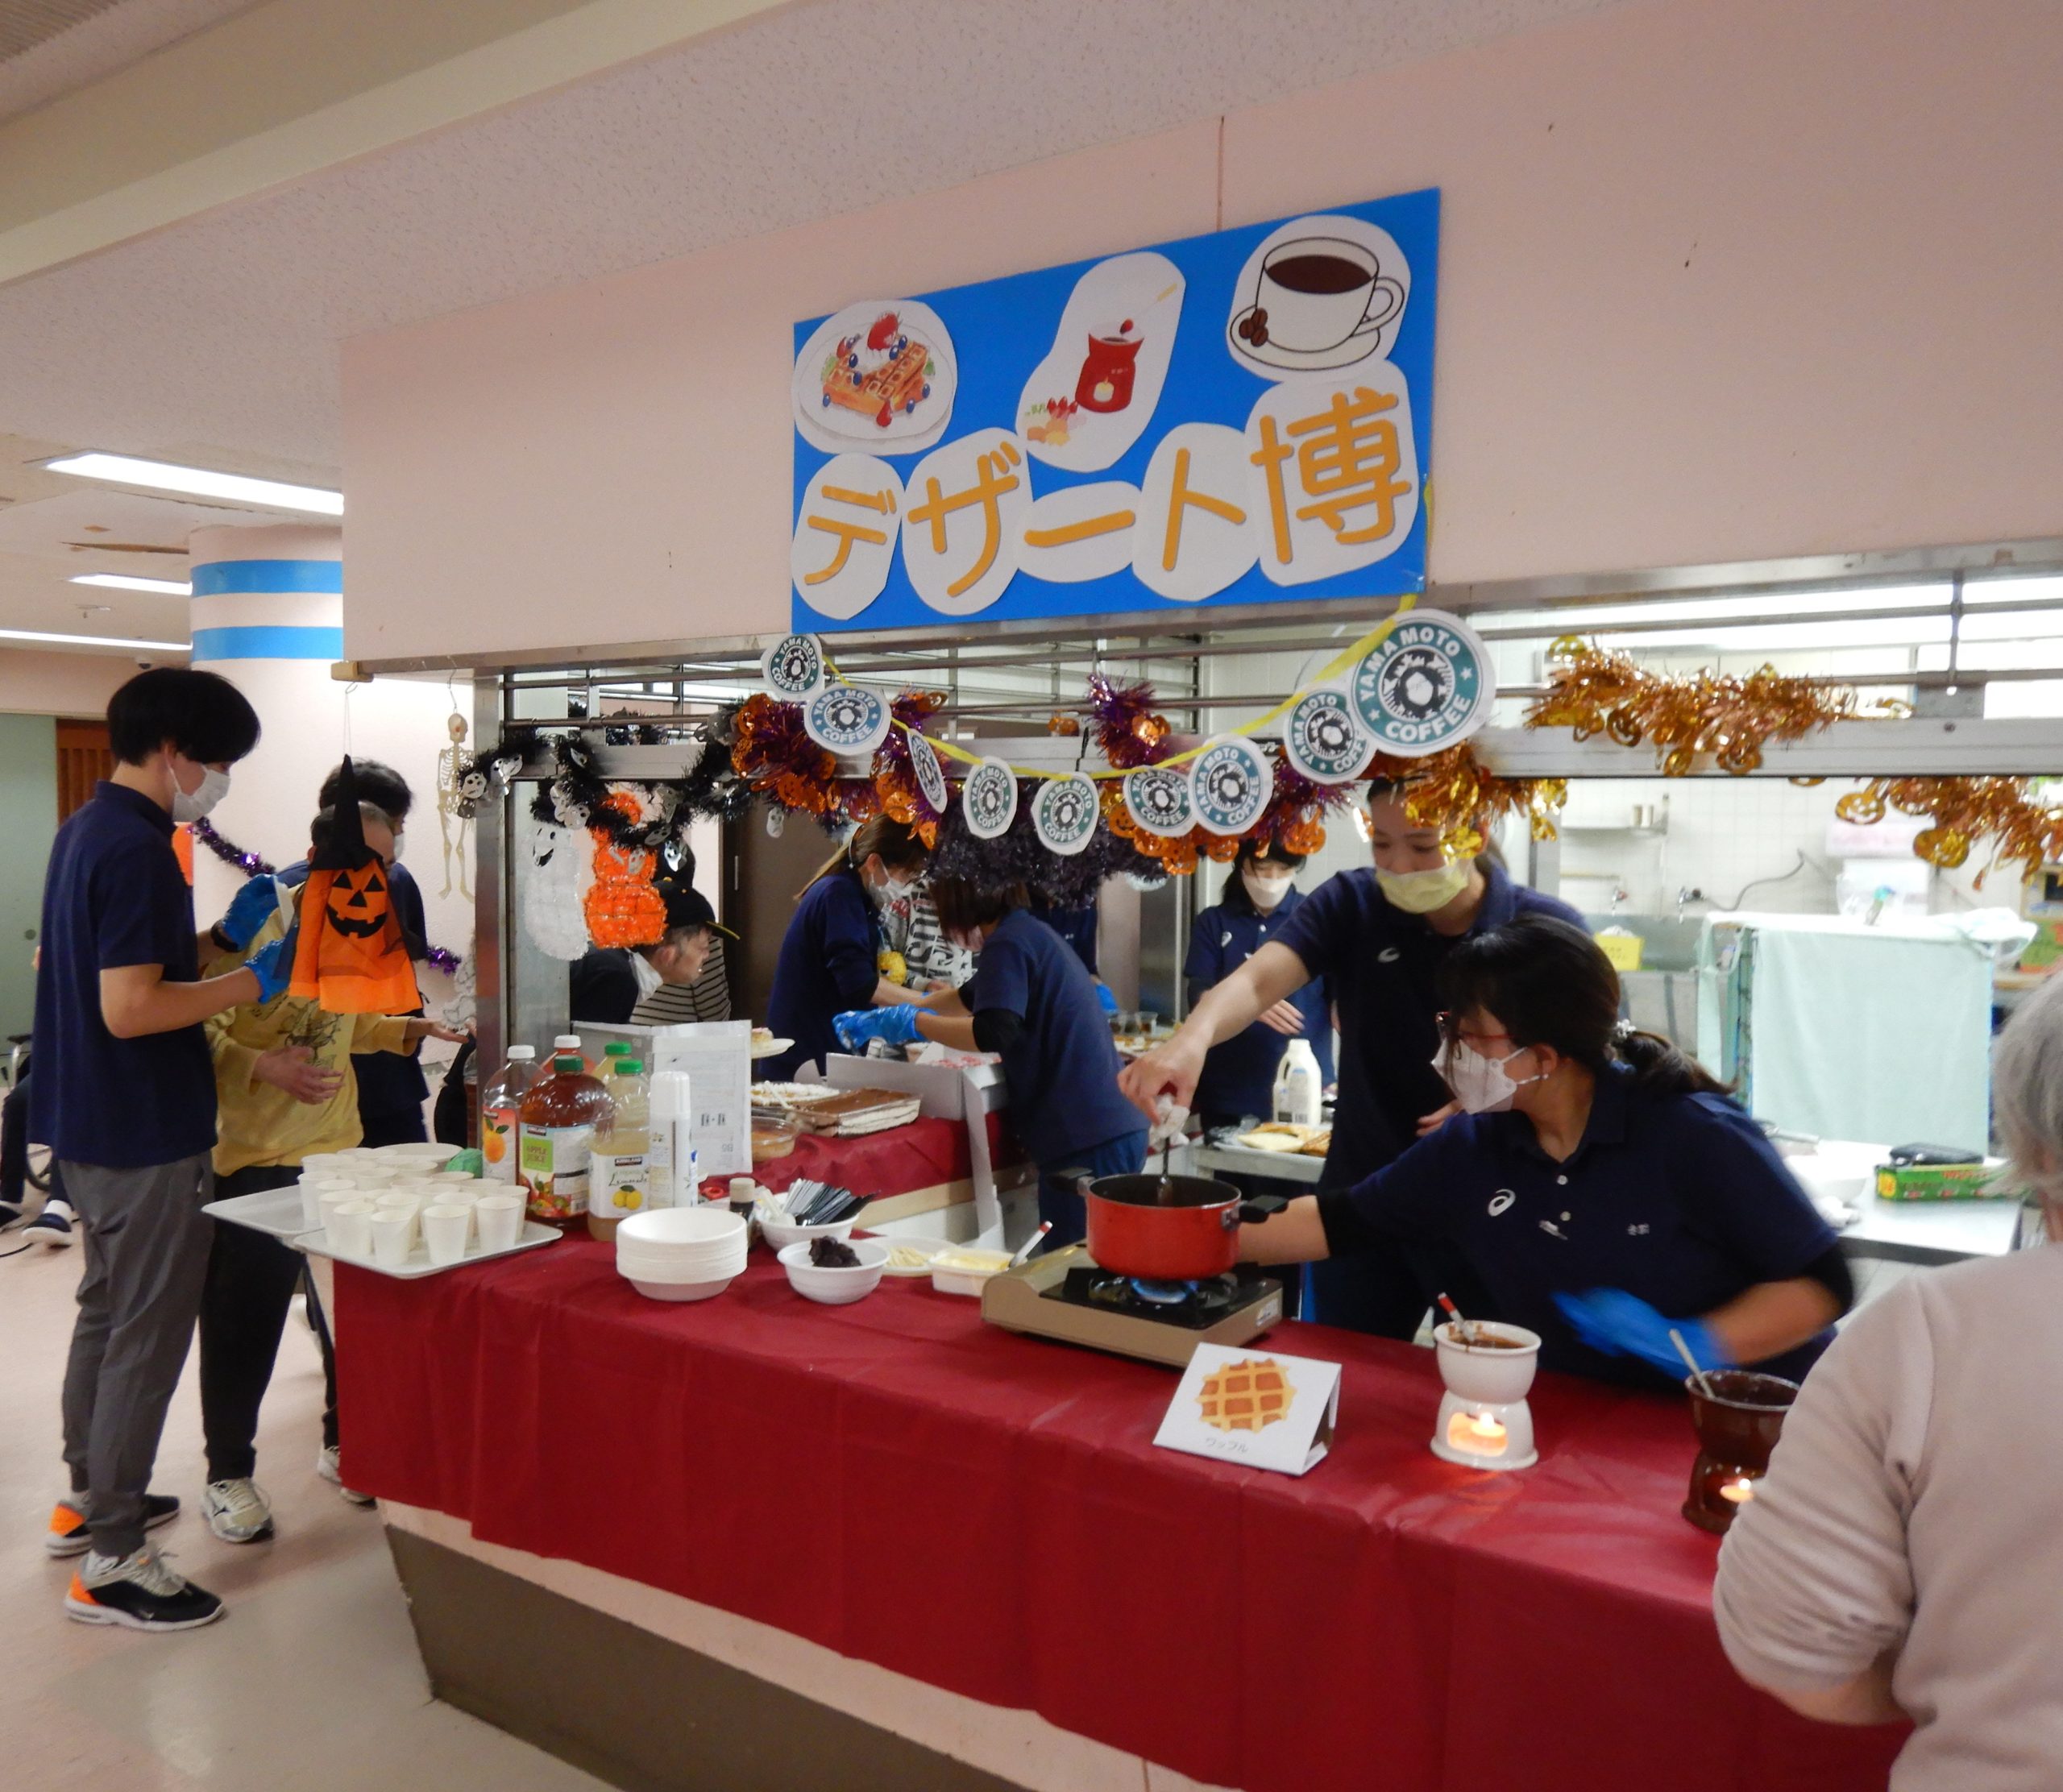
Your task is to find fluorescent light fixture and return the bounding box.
[43,451,342,516]
[70,572,192,595]
[0,628,189,652]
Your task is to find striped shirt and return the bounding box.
[627,936,733,1026]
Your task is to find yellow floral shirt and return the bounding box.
[203,886,413,1175]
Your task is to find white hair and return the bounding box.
[1991,971,2063,1207]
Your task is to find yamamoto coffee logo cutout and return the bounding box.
[1284,687,1377,784]
[1123,765,1193,839]
[1189,735,1274,837]
[762,633,827,698]
[1033,774,1099,856]
[1349,609,1493,757]
[962,758,1019,840]
[907,728,949,815]
[803,684,890,754]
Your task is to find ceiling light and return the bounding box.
[43,452,342,516]
[0,628,189,652]
[70,572,192,595]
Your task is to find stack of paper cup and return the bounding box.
[474,1193,525,1252]
[329,1199,377,1255]
[372,1141,455,1171]
[421,1203,472,1266]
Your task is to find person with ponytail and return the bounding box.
[1236,913,1851,1389]
[763,816,935,1081]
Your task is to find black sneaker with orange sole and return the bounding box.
[65,1547,223,1632]
[44,1493,181,1558]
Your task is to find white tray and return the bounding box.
[204,1184,321,1240]
[297,1220,560,1279]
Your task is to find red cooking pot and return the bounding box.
[1069,1170,1289,1282]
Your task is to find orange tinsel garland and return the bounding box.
[1525,637,1888,775]
[1837,778,2063,884]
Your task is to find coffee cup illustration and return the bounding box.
[1237,236,1405,358]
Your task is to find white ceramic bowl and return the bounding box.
[778,1238,887,1305]
[1434,1321,1541,1404]
[626,1276,737,1303]
[619,1206,748,1250]
[759,1213,856,1255]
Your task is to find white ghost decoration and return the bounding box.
[521,812,594,961]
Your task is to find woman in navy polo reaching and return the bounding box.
[1123,782,1583,1338]
[1233,915,1850,1388]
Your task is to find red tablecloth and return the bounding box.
[746,1112,1017,1203]
[338,1243,1903,1792]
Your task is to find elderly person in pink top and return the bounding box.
[1713,972,2063,1788]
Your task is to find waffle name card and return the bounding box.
[1154,1343,1341,1477]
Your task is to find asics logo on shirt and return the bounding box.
[1377,947,1401,964]
[1487,1189,1516,1216]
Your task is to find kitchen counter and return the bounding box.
[337,1241,1903,1792]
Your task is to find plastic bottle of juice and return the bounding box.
[480,1045,538,1184]
[597,1041,633,1083]
[518,1053,611,1226]
[587,1060,652,1242]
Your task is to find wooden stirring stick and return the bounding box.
[1670,1327,1716,1398]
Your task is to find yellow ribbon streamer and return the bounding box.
[851,592,1419,783]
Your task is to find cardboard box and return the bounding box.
[1874,1161,2015,1201]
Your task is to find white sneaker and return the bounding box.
[315,1446,375,1507]
[201,1478,275,1544]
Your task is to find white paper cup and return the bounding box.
[329,1199,376,1256]
[318,1187,364,1235]
[372,1142,455,1166]
[475,1193,524,1252]
[369,1209,415,1268]
[421,1203,471,1266]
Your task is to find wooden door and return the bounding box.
[725,801,842,1024]
[55,720,110,820]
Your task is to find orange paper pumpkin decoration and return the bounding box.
[285,756,422,1015]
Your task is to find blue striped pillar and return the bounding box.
[188,523,343,663]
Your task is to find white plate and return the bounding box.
[205,1185,321,1241]
[860,1233,954,1278]
[749,1036,795,1060]
[298,1219,559,1279]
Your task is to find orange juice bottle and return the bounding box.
[480,1045,537,1184]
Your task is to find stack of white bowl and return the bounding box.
[616,1206,747,1303]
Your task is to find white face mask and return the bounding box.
[1240,869,1293,912]
[874,872,915,906]
[1434,1037,1546,1114]
[170,761,231,824]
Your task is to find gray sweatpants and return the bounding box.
[60,1153,215,1559]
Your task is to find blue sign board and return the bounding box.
[790,188,1439,634]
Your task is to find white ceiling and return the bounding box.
[0,0,1619,477]
[0,0,256,122]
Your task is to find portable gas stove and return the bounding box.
[981,1242,1285,1367]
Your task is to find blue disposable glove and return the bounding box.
[1553,1288,1732,1380]
[218,874,283,951]
[834,1005,922,1052]
[1094,981,1119,1016]
[247,934,293,1004]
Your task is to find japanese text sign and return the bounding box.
[791,189,1439,633]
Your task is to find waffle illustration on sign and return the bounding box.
[821,312,937,431]
[1196,1357,1296,1433]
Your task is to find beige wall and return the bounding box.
[0,649,133,718]
[341,0,2063,663]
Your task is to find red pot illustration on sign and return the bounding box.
[1074,321,1143,414]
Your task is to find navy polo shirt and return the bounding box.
[1029,896,1098,974]
[1185,884,1334,1119]
[969,906,1141,1164]
[1335,1066,1839,1388]
[32,781,217,1168]
[1273,863,1584,1191]
[766,868,878,1080]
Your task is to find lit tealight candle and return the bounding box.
[1719,1476,1758,1505]
[1448,1409,1508,1452]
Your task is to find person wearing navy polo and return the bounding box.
[764,816,936,1081]
[1185,842,1332,1127]
[844,878,1146,1245]
[1237,915,1851,1389]
[1185,842,1332,1317]
[1122,782,1584,1339]
[35,668,289,1633]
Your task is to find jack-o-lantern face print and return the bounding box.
[326,862,390,940]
